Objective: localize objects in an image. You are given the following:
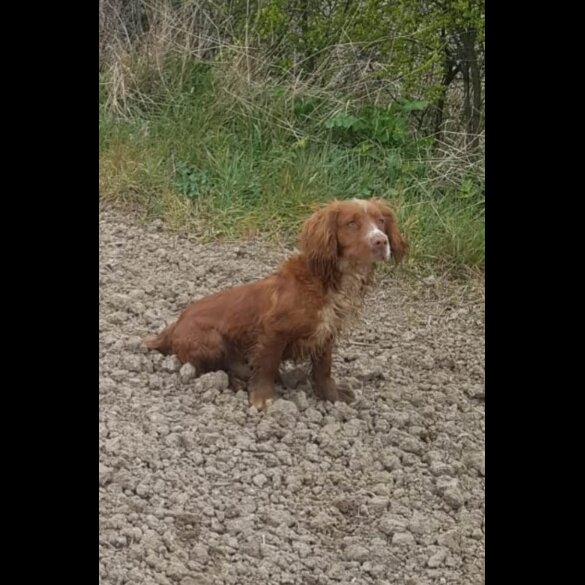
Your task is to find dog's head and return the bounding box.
[299,197,407,283]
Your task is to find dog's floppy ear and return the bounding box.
[299,202,339,285]
[370,198,408,265]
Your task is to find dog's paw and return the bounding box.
[315,379,342,403]
[249,387,276,411]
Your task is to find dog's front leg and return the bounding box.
[311,342,355,404]
[248,338,286,410]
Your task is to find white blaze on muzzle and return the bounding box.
[366,222,390,260]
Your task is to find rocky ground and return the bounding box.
[99,205,485,585]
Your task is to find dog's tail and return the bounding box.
[143,323,175,354]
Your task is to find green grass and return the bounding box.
[99,59,484,276]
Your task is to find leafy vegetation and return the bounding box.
[99,0,484,275]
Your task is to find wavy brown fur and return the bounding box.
[144,198,407,409]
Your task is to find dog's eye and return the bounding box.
[347,220,358,229]
[377,217,385,227]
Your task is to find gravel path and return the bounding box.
[99,205,485,585]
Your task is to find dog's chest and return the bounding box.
[290,272,368,359]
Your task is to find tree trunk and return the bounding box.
[434,56,459,145]
[299,0,315,71]
[460,29,482,149]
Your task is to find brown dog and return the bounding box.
[144,198,407,409]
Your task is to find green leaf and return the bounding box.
[402,100,430,112]
[325,113,360,130]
